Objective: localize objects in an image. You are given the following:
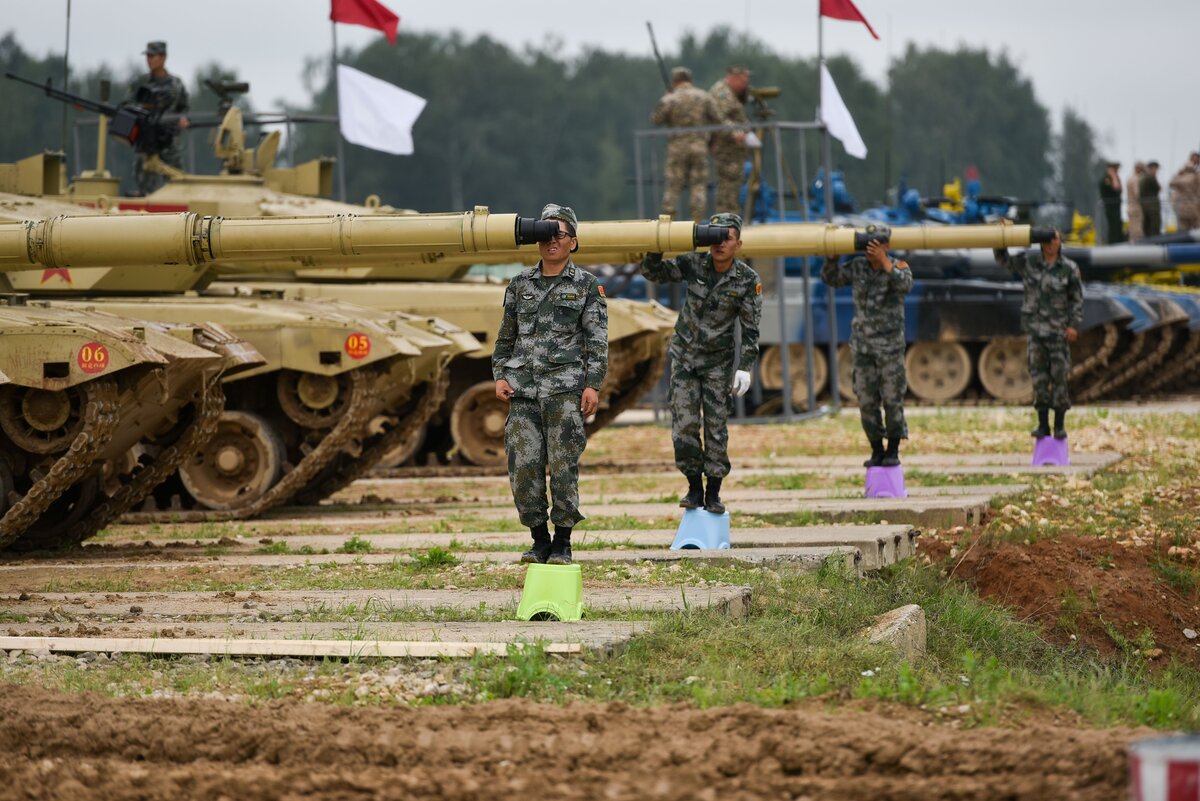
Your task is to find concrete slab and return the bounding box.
[862,604,927,662]
[0,586,752,619]
[93,524,913,571]
[0,546,862,575]
[0,621,649,656]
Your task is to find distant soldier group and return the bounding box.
[651,65,753,222]
[1105,154,1199,243]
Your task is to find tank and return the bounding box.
[0,208,491,517]
[0,296,262,551]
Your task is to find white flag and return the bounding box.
[820,63,867,160]
[336,64,427,156]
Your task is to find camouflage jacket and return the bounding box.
[821,255,913,350]
[707,80,749,155]
[651,83,720,150]
[492,262,608,399]
[641,251,762,371]
[993,250,1084,337]
[127,71,189,115]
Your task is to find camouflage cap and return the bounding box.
[727,65,751,76]
[864,222,891,241]
[539,203,578,235]
[709,212,743,234]
[143,41,167,56]
[670,66,692,83]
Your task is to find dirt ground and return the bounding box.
[0,685,1138,801]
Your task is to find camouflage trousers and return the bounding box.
[852,341,908,442]
[1028,334,1071,410]
[711,148,744,217]
[505,393,586,529]
[133,138,183,196]
[661,142,709,223]
[669,351,734,478]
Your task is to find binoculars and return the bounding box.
[515,219,734,248]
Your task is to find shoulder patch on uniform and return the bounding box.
[562,292,578,300]
[597,285,606,297]
[755,282,762,295]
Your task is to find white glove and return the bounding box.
[744,131,762,149]
[732,370,752,397]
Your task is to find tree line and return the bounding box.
[0,29,1106,220]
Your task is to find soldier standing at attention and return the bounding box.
[994,229,1083,439]
[1140,161,1163,238]
[1126,162,1146,242]
[640,212,762,514]
[652,66,721,222]
[493,205,608,565]
[708,66,752,217]
[127,41,190,196]
[821,225,913,467]
[1099,161,1124,244]
[1169,152,1200,231]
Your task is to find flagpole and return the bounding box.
[818,0,841,410]
[331,19,348,201]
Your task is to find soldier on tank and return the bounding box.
[1140,161,1163,238]
[493,204,608,565]
[993,229,1083,439]
[1170,152,1200,232]
[1126,162,1145,242]
[652,66,721,223]
[640,212,762,514]
[708,66,752,217]
[821,224,913,467]
[127,41,190,195]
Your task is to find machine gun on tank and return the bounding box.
[5,72,183,155]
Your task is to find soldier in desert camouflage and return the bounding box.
[652,66,721,222]
[493,204,608,565]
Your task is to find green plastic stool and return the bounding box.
[516,563,584,621]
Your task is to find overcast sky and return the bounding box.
[6,0,1198,186]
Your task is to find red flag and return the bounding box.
[330,0,400,45]
[819,0,879,40]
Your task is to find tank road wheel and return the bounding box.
[904,342,973,402]
[13,475,101,552]
[179,410,286,511]
[450,381,509,467]
[836,344,855,401]
[0,386,86,454]
[978,337,1033,402]
[378,424,428,468]
[758,344,829,401]
[277,370,351,430]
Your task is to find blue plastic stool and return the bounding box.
[1032,436,1070,466]
[670,509,731,550]
[515,563,583,621]
[865,465,907,498]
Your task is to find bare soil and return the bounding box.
[0,685,1139,801]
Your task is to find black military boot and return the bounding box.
[520,522,552,564]
[1053,408,1068,440]
[680,474,705,509]
[863,439,885,468]
[1031,407,1051,438]
[547,526,573,565]
[881,438,901,467]
[704,476,726,515]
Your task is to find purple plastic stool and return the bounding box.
[1032,436,1070,466]
[865,465,907,498]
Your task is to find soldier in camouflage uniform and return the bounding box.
[493,204,608,564]
[821,224,914,467]
[127,41,190,196]
[994,229,1083,439]
[653,66,721,222]
[708,66,752,217]
[641,212,762,514]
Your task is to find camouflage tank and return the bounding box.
[0,294,261,552]
[0,196,477,517]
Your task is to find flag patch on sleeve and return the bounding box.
[598,285,606,297]
[755,282,762,295]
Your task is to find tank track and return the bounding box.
[0,379,120,551]
[123,368,380,523]
[291,369,450,505]
[1142,330,1200,393]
